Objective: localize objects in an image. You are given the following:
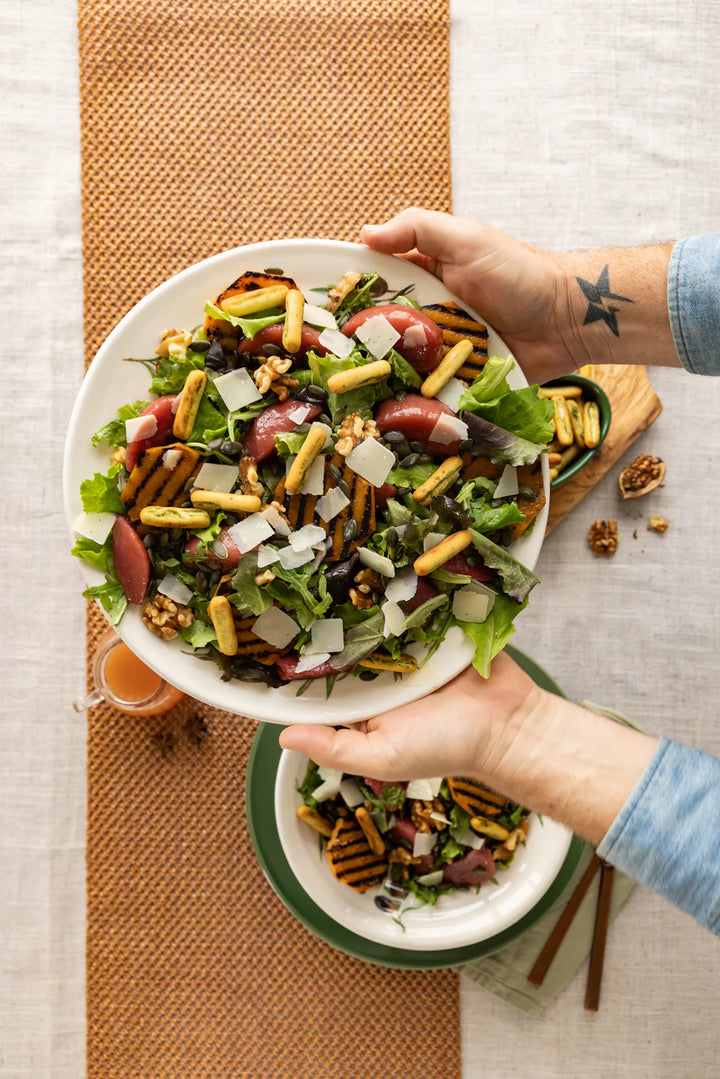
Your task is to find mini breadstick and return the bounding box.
[358,652,418,673]
[470,816,510,841]
[413,529,472,576]
[297,806,333,838]
[538,384,583,399]
[553,395,574,447]
[139,506,211,529]
[285,423,328,494]
[566,398,586,446]
[583,400,601,448]
[558,444,581,471]
[219,285,289,316]
[173,369,207,440]
[421,340,473,398]
[412,456,463,504]
[207,595,239,656]
[547,452,563,467]
[190,491,263,514]
[326,360,391,395]
[355,807,385,856]
[282,289,304,354]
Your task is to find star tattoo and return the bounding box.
[576,265,633,337]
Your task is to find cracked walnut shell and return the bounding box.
[618,454,665,499]
[588,518,619,556]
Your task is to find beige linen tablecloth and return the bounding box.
[4,2,720,1077]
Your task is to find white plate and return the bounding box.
[275,748,572,951]
[63,239,549,724]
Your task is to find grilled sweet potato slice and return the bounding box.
[204,270,298,353]
[232,613,289,666]
[273,452,375,562]
[121,443,203,524]
[447,776,506,818]
[460,455,546,540]
[422,301,488,381]
[325,816,388,893]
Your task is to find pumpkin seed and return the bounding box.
[188,340,211,353]
[400,453,420,468]
[343,518,358,542]
[383,430,405,445]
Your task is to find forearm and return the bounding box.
[475,690,658,847]
[552,243,680,372]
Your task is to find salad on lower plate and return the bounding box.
[296,759,530,914]
[72,267,554,692]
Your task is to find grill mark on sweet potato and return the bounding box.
[448,776,506,817]
[326,818,388,891]
[121,443,202,522]
[423,301,488,379]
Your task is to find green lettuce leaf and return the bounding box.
[308,350,391,419]
[329,610,385,672]
[82,578,128,626]
[455,592,527,678]
[458,356,515,406]
[387,462,435,488]
[150,351,205,395]
[469,529,539,602]
[71,535,114,573]
[177,618,218,648]
[385,347,422,389]
[91,400,150,448]
[332,273,380,324]
[204,301,285,340]
[80,465,124,514]
[229,552,274,617]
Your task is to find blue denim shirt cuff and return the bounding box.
[668,234,720,376]
[598,737,720,931]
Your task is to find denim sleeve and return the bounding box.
[668,234,720,375]
[598,738,720,931]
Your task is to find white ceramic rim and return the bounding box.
[63,239,549,724]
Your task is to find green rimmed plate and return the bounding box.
[245,645,585,970]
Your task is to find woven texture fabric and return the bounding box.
[78,3,456,1076]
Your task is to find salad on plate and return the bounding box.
[71,267,554,694]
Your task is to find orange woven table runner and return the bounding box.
[78,3,459,1076]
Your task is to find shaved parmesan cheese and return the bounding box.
[157,573,193,606]
[277,546,315,570]
[311,778,342,802]
[162,448,183,470]
[353,314,400,359]
[193,462,239,492]
[402,323,427,349]
[318,327,355,358]
[457,828,486,851]
[412,831,437,858]
[227,513,274,554]
[317,766,343,784]
[422,531,447,552]
[307,618,345,654]
[296,651,331,674]
[251,606,300,648]
[428,777,443,797]
[435,377,466,413]
[429,412,469,445]
[429,811,452,826]
[384,567,418,605]
[493,464,519,499]
[452,581,496,623]
[261,505,292,537]
[289,524,327,551]
[171,394,181,414]
[73,511,116,544]
[125,414,158,443]
[381,600,406,638]
[300,454,326,496]
[304,289,333,308]
[315,486,350,522]
[302,303,337,330]
[213,367,262,411]
[346,437,395,487]
[339,778,365,808]
[417,869,444,887]
[256,544,280,568]
[358,547,395,578]
[406,778,435,801]
[285,403,313,424]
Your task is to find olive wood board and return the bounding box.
[545,364,662,533]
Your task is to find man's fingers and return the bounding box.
[279,723,399,779]
[361,208,481,264]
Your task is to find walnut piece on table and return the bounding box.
[618,454,666,499]
[648,514,669,533]
[588,518,619,556]
[142,594,194,640]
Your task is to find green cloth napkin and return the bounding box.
[456,702,639,1016]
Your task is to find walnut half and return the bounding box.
[142,594,194,640]
[588,519,619,556]
[618,454,665,499]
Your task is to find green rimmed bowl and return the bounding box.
[245,645,585,970]
[546,374,612,488]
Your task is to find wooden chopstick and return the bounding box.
[584,861,615,1011]
[527,852,603,988]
